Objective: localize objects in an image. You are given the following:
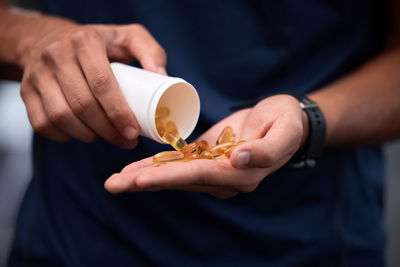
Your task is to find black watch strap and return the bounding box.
[286,95,326,169]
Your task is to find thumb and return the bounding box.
[230,116,303,169]
[125,24,167,75]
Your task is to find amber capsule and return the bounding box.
[200,151,214,159]
[165,121,178,134]
[180,142,198,155]
[183,152,200,162]
[155,106,170,120]
[224,147,233,159]
[196,140,209,154]
[163,131,187,151]
[209,141,235,157]
[216,126,234,145]
[153,151,184,165]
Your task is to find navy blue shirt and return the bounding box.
[9,1,387,266]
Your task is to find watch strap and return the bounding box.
[287,95,326,168]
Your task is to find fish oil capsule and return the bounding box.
[153,151,184,165]
[225,140,246,158]
[180,142,198,155]
[155,106,170,120]
[196,140,209,154]
[200,150,214,159]
[163,131,187,151]
[209,142,235,157]
[224,147,233,159]
[183,152,200,162]
[165,121,178,134]
[216,126,234,145]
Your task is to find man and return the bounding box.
[1,0,399,266]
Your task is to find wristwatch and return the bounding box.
[286,95,326,169]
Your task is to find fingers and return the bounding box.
[24,66,97,142]
[21,24,168,147]
[50,56,133,148]
[20,80,70,142]
[105,171,237,199]
[230,96,303,168]
[105,169,239,199]
[230,122,301,168]
[105,157,265,194]
[74,30,140,142]
[122,24,167,75]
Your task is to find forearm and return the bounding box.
[0,2,76,67]
[309,45,400,147]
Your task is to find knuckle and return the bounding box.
[32,117,52,135]
[24,69,36,83]
[25,64,43,84]
[70,95,92,116]
[70,29,93,46]
[41,41,63,62]
[89,72,111,94]
[48,108,69,125]
[70,27,101,47]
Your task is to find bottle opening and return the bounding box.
[155,82,200,142]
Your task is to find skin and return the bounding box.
[107,95,305,198]
[1,0,400,198]
[0,1,167,148]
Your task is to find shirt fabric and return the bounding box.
[8,0,387,266]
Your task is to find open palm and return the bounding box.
[105,95,305,198]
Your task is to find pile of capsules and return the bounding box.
[153,107,245,166]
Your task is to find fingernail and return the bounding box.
[123,126,137,140]
[157,66,168,76]
[123,139,137,149]
[235,151,250,168]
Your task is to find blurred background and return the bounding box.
[0,1,399,266]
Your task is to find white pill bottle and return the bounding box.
[110,63,200,143]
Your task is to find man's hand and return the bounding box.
[105,95,307,198]
[19,23,167,148]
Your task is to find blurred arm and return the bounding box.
[309,0,400,147]
[0,0,75,80]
